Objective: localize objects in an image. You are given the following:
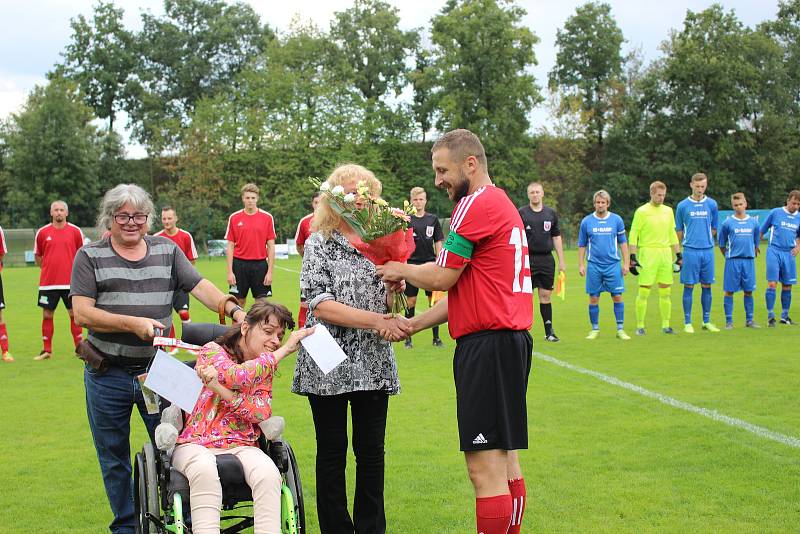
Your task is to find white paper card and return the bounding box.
[300,324,348,374]
[144,349,203,412]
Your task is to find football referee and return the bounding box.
[518,182,566,342]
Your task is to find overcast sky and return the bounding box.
[0,0,781,157]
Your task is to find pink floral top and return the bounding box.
[177,341,276,449]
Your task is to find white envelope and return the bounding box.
[300,324,348,374]
[143,349,204,412]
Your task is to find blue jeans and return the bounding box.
[84,364,160,534]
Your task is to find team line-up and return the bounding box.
[0,132,798,534]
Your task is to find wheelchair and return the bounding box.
[134,322,305,534]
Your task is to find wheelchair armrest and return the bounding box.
[266,438,289,473]
[181,322,231,346]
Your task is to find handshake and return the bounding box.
[375,313,414,342]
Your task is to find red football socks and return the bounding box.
[70,317,83,348]
[508,478,527,534]
[476,494,512,534]
[0,323,9,352]
[42,317,54,352]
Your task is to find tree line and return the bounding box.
[1,0,799,248]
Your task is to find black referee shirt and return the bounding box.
[409,212,444,264]
[518,205,560,254]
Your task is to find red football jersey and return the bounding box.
[34,223,85,289]
[154,228,198,261]
[224,209,276,260]
[436,185,533,339]
[294,213,314,249]
[0,226,6,272]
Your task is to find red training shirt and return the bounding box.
[436,185,533,339]
[224,209,276,260]
[34,223,85,290]
[154,228,198,262]
[0,226,6,272]
[294,213,314,250]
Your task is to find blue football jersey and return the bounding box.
[760,207,800,250]
[718,215,760,259]
[675,195,718,249]
[578,212,627,265]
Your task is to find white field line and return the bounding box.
[534,351,800,449]
[275,265,301,274]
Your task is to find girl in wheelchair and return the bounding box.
[171,300,313,534]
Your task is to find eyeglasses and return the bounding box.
[113,213,149,225]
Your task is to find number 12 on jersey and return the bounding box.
[509,227,533,294]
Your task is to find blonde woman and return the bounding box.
[293,164,409,534]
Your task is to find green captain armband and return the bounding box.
[443,230,474,259]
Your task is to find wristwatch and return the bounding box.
[229,305,245,319]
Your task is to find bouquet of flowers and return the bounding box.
[311,177,416,314]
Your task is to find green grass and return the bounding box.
[1,252,798,533]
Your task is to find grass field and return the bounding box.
[1,251,798,533]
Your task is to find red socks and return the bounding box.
[0,323,9,353]
[70,317,83,348]
[476,494,512,534]
[42,317,54,352]
[508,478,527,534]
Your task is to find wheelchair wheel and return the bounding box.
[281,442,305,534]
[134,444,161,534]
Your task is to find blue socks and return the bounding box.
[682,286,693,324]
[766,287,776,319]
[781,289,792,319]
[589,304,600,330]
[724,295,733,323]
[744,294,754,322]
[701,286,712,324]
[613,302,624,329]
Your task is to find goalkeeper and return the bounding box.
[628,181,681,335]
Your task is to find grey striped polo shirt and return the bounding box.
[70,235,203,366]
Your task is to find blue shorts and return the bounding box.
[723,257,756,293]
[680,247,715,285]
[586,262,625,296]
[765,246,797,285]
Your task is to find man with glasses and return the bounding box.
[33,200,86,360]
[70,184,247,534]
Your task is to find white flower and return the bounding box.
[332,185,345,195]
[319,182,330,192]
[343,193,356,203]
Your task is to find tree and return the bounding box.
[408,46,437,141]
[429,0,542,145]
[549,2,625,146]
[2,77,101,227]
[132,0,272,150]
[60,1,137,133]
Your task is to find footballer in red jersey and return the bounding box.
[154,206,199,345]
[0,225,11,362]
[33,201,85,360]
[294,192,321,327]
[225,183,276,307]
[377,129,533,534]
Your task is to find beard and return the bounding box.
[449,170,471,203]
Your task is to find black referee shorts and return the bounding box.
[230,258,272,300]
[530,253,555,290]
[0,274,5,309]
[403,280,432,299]
[453,329,532,451]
